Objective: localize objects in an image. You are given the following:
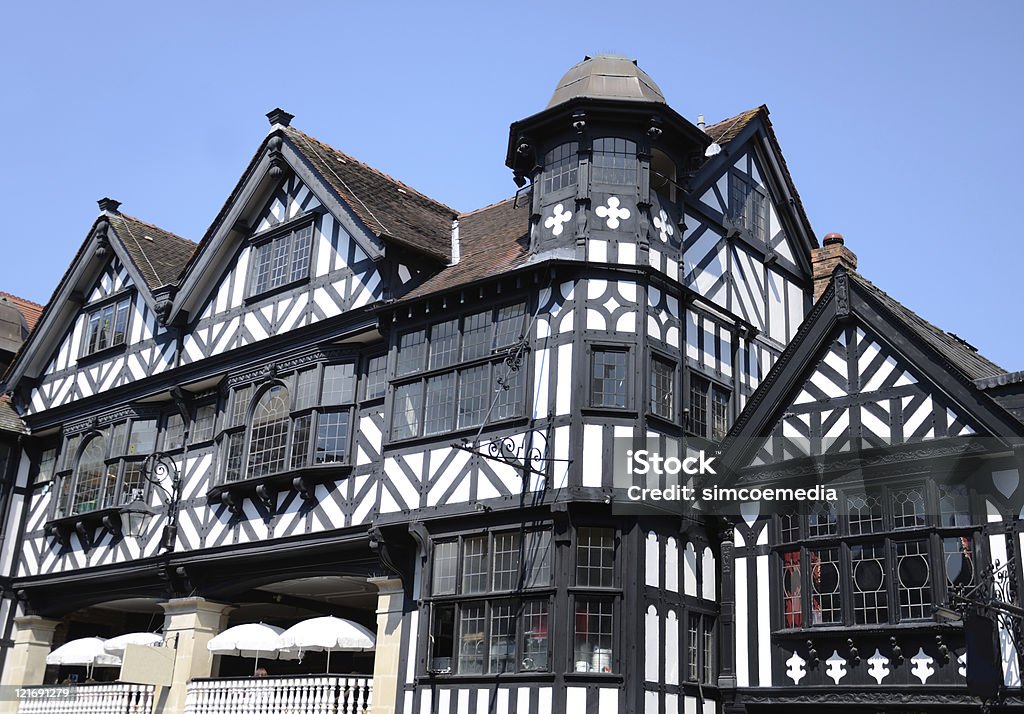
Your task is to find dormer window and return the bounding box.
[82,296,131,357]
[249,223,313,296]
[591,138,637,185]
[541,142,579,194]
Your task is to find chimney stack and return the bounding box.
[811,232,857,301]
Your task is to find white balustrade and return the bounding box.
[184,675,372,714]
[16,684,155,714]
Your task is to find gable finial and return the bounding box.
[97,197,121,214]
[266,108,294,128]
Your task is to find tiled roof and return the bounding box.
[285,127,456,262]
[705,105,818,249]
[850,271,1005,380]
[402,197,530,300]
[109,213,196,290]
[0,292,43,331]
[0,395,25,434]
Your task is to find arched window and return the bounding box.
[592,138,637,185]
[541,142,578,194]
[72,435,110,514]
[247,384,290,477]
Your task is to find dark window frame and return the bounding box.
[246,217,316,298]
[728,170,770,245]
[570,525,621,675]
[80,293,132,359]
[649,353,677,421]
[687,372,730,440]
[589,346,631,410]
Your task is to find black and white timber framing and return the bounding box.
[1,55,1022,713]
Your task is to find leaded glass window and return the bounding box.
[248,386,290,477]
[542,142,578,194]
[592,137,637,185]
[250,224,313,295]
[591,350,627,408]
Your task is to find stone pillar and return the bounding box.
[368,577,406,714]
[0,615,60,714]
[158,597,233,714]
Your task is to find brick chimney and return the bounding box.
[811,233,857,301]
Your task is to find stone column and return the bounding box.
[368,577,406,714]
[158,597,233,714]
[0,615,60,714]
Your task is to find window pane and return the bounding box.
[457,365,490,429]
[702,617,714,683]
[522,601,549,671]
[939,484,971,527]
[848,492,884,535]
[224,432,244,483]
[458,603,485,674]
[365,355,387,400]
[37,448,57,484]
[112,300,130,347]
[851,542,888,624]
[711,386,730,440]
[127,420,158,455]
[809,547,841,624]
[807,501,837,538]
[893,487,927,529]
[62,435,80,470]
[430,605,455,673]
[432,541,458,595]
[164,414,185,450]
[314,412,349,464]
[489,601,517,674]
[322,364,356,406]
[291,415,311,469]
[462,536,488,594]
[248,385,290,477]
[391,383,422,439]
[944,536,975,595]
[109,423,127,458]
[190,405,217,444]
[251,241,272,294]
[524,530,553,588]
[73,435,106,514]
[591,350,627,408]
[576,527,615,587]
[396,330,427,376]
[494,363,523,420]
[689,376,709,436]
[687,614,699,681]
[729,173,747,224]
[289,225,313,283]
[121,462,145,504]
[294,368,319,410]
[592,137,637,185]
[574,599,614,673]
[782,550,802,628]
[423,373,456,435]
[461,311,490,360]
[232,385,253,427]
[542,142,578,193]
[269,234,290,290]
[99,462,118,510]
[896,539,931,620]
[494,304,526,348]
[779,507,800,542]
[429,319,459,370]
[55,474,73,519]
[492,532,521,591]
[86,311,102,354]
[651,358,675,419]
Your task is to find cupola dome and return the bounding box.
[546,55,666,108]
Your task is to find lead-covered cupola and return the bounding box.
[507,55,710,267]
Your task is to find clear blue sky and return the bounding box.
[2,1,1021,368]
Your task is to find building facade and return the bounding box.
[0,55,1020,714]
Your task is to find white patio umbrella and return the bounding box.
[207,623,298,674]
[102,632,164,656]
[277,616,375,673]
[46,637,122,679]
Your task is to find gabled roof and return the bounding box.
[718,267,1023,475]
[402,198,530,300]
[285,127,456,261]
[0,292,43,331]
[702,105,818,253]
[107,213,196,291]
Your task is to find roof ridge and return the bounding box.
[458,196,517,218]
[286,127,457,216]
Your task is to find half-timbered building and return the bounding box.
[0,54,1020,714]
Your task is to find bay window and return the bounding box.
[777,480,979,629]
